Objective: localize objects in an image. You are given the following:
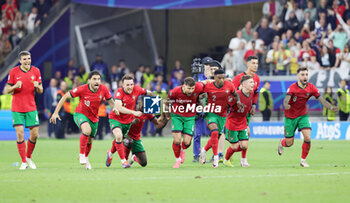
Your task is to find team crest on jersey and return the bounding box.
[228,97,233,102]
[132,95,135,100]
[306,93,310,97]
[193,93,197,97]
[116,92,120,97]
[99,95,102,100]
[73,88,77,93]
[31,75,34,80]
[293,96,297,102]
[226,90,229,94]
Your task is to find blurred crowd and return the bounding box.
[222,0,350,80]
[0,0,57,65]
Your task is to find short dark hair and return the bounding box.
[184,77,196,87]
[214,69,225,75]
[240,75,253,84]
[210,60,222,69]
[121,73,134,82]
[264,81,270,85]
[88,70,102,80]
[246,55,258,62]
[19,51,30,59]
[297,67,308,73]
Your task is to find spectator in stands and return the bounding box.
[289,50,300,75]
[77,65,88,84]
[328,24,349,51]
[315,14,331,43]
[304,0,317,21]
[1,33,12,56]
[135,64,144,86]
[152,73,167,92]
[142,65,154,89]
[285,2,304,22]
[339,43,350,80]
[257,42,270,75]
[54,70,62,85]
[109,65,119,91]
[61,58,77,77]
[299,40,316,60]
[9,28,20,48]
[309,55,321,72]
[320,45,331,69]
[242,21,254,41]
[272,42,291,75]
[171,60,184,80]
[91,54,108,81]
[337,79,350,121]
[154,56,167,77]
[262,0,282,19]
[228,30,246,52]
[284,11,301,34]
[301,11,315,34]
[2,0,17,24]
[326,39,341,69]
[257,17,276,46]
[117,59,130,79]
[37,0,51,19]
[246,31,264,51]
[259,81,273,121]
[20,0,33,16]
[44,78,58,138]
[55,81,69,139]
[232,41,246,74]
[269,15,283,35]
[316,0,328,19]
[221,48,234,78]
[336,10,350,36]
[27,6,40,33]
[244,40,258,62]
[170,70,183,89]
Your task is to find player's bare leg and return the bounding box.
[223,143,239,167]
[130,152,147,167]
[239,140,250,167]
[84,137,93,170]
[15,125,27,170]
[111,127,130,168]
[172,132,182,168]
[240,126,250,166]
[79,122,91,165]
[26,126,39,169]
[202,123,220,167]
[300,129,311,167]
[217,133,225,162]
[278,137,294,155]
[180,134,192,164]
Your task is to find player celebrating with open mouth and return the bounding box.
[223,75,254,167]
[278,67,338,167]
[51,70,118,170]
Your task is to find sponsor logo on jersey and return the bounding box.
[31,75,34,80]
[73,88,77,93]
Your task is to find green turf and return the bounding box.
[0,138,349,202]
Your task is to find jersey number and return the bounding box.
[237,106,244,113]
[212,95,216,101]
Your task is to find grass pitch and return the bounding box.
[0,138,349,202]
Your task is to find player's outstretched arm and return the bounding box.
[107,99,119,115]
[115,99,142,117]
[3,81,22,94]
[284,95,292,110]
[152,113,169,129]
[50,92,71,124]
[146,90,156,97]
[33,81,43,94]
[318,96,339,112]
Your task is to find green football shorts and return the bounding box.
[225,128,249,143]
[170,113,195,136]
[131,139,145,153]
[284,114,311,138]
[247,113,251,125]
[109,119,132,138]
[73,113,98,137]
[206,112,226,133]
[12,110,39,128]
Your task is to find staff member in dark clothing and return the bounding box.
[259,81,273,121]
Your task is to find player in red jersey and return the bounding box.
[165,77,206,168]
[4,51,43,170]
[51,71,118,170]
[230,55,259,167]
[223,75,254,167]
[278,67,338,167]
[199,69,241,168]
[122,97,168,167]
[106,74,156,168]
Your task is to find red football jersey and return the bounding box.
[70,84,112,123]
[204,81,236,117]
[7,66,42,112]
[232,72,260,105]
[285,82,320,118]
[225,90,253,131]
[168,82,204,117]
[109,85,146,124]
[128,113,155,140]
